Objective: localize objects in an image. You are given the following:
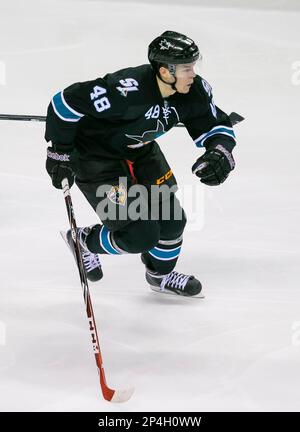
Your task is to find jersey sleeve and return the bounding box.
[184,77,236,152]
[45,77,121,152]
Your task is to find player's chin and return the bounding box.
[178,85,192,94]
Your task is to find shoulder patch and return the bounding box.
[201,78,212,97]
[116,78,139,97]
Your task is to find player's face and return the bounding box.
[174,62,197,93]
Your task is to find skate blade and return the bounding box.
[60,230,74,254]
[60,230,75,259]
[149,285,205,299]
[60,230,68,246]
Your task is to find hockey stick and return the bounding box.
[0,114,46,122]
[61,177,134,403]
[0,111,244,126]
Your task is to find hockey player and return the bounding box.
[45,30,236,297]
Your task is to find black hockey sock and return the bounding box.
[142,236,183,275]
[86,220,162,256]
[86,224,124,255]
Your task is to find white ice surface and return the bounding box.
[0,0,300,412]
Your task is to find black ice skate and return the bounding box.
[145,269,202,297]
[64,227,103,282]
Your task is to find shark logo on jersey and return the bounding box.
[159,39,172,50]
[125,120,166,148]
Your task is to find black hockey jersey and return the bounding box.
[45,64,236,160]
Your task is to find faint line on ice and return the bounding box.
[0,43,84,56]
[0,172,48,183]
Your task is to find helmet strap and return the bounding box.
[156,64,178,91]
[157,73,178,91]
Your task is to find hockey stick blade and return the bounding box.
[110,387,135,403]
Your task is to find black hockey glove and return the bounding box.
[46,147,75,189]
[192,144,235,186]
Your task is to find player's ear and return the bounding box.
[159,65,171,79]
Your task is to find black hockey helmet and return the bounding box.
[148,30,200,71]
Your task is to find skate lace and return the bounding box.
[82,251,101,272]
[161,271,191,291]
